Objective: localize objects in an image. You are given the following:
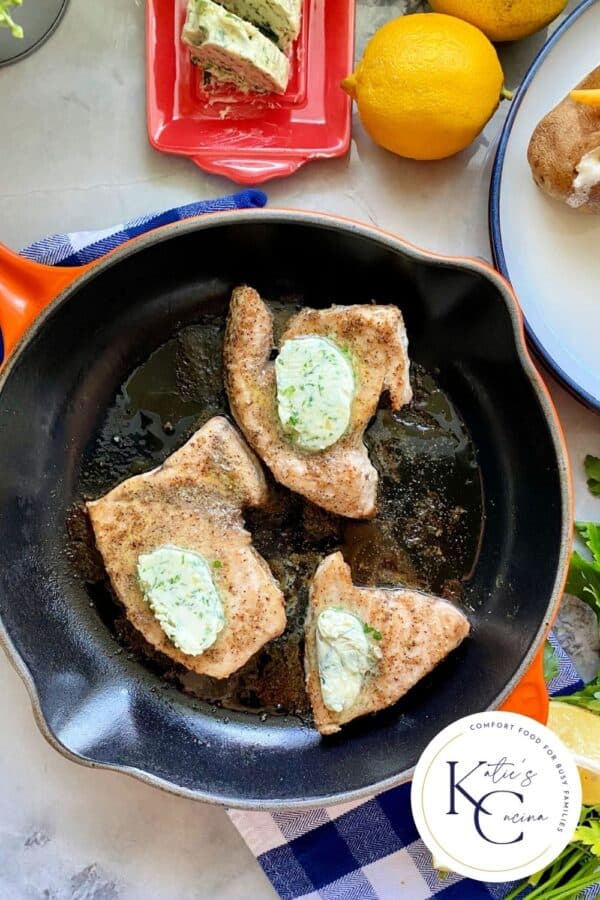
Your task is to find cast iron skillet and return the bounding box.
[0,211,570,808]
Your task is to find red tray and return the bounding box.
[146,0,355,183]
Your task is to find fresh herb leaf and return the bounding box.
[575,817,600,856]
[585,455,600,497]
[567,551,600,620]
[543,641,560,684]
[566,520,600,629]
[0,0,23,38]
[576,521,600,562]
[565,456,600,626]
[363,622,382,641]
[554,673,600,715]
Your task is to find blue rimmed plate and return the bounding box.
[490,0,600,412]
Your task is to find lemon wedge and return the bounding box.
[570,89,600,108]
[547,701,600,804]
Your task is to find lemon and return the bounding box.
[547,701,600,805]
[342,14,504,161]
[429,0,568,42]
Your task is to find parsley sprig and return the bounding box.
[0,0,23,38]
[505,806,600,900]
[555,673,600,715]
[363,622,382,641]
[566,521,600,632]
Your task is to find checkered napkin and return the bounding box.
[18,204,597,900]
[229,634,599,900]
[19,189,267,267]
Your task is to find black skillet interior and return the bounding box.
[0,217,565,806]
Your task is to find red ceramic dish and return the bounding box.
[146,0,355,183]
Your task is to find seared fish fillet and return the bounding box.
[87,416,286,678]
[304,552,470,735]
[223,286,412,519]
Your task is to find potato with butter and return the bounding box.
[527,66,600,214]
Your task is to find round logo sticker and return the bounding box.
[410,711,582,882]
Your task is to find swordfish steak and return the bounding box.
[87,416,286,678]
[223,286,412,520]
[304,552,470,735]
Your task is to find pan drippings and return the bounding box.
[69,304,484,720]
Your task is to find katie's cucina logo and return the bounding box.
[411,712,582,882]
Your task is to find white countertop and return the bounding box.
[0,1,598,897]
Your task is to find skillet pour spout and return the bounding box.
[0,211,571,808]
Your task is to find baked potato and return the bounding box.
[527,66,600,213]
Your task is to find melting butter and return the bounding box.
[316,608,382,712]
[568,146,600,208]
[275,336,355,452]
[137,546,225,655]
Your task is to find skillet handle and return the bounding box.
[500,643,548,724]
[0,243,92,360]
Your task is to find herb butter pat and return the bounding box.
[214,0,301,50]
[275,336,355,451]
[182,0,290,94]
[137,546,225,656]
[316,608,382,713]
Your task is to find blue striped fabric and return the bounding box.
[20,189,267,267]
[18,205,598,899]
[1,191,265,364]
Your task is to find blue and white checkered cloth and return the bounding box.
[18,200,598,900]
[1,190,265,364]
[20,189,267,267]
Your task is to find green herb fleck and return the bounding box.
[363,622,382,641]
[212,560,223,570]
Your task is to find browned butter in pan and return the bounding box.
[68,303,484,721]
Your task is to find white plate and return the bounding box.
[490,0,600,412]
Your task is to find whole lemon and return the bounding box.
[342,14,504,161]
[429,0,568,42]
